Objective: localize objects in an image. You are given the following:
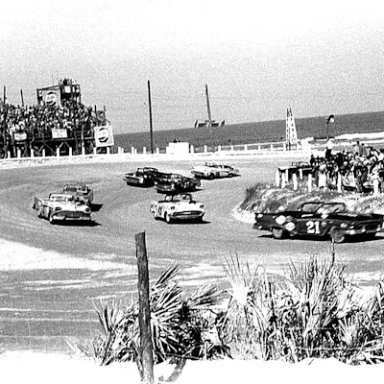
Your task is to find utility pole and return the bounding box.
[20,89,24,107]
[205,84,212,126]
[70,79,78,154]
[147,80,154,154]
[135,232,154,384]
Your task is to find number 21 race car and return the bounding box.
[254,201,384,243]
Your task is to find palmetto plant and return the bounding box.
[88,254,384,366]
[90,264,229,365]
[220,252,382,363]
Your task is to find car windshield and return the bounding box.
[316,203,345,215]
[300,202,322,213]
[50,195,69,202]
[164,194,191,203]
[63,186,77,192]
[180,194,191,202]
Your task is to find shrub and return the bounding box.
[86,253,384,366]
[88,264,230,365]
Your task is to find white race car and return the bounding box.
[33,193,92,224]
[191,162,240,179]
[150,193,205,223]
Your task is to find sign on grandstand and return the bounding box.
[52,128,68,139]
[95,125,114,147]
[37,85,61,107]
[13,131,27,142]
[45,91,58,106]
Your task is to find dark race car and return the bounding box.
[254,201,384,243]
[154,173,201,194]
[123,167,160,187]
[62,183,94,205]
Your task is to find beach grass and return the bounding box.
[83,252,384,368]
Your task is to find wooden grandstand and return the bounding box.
[0,79,113,158]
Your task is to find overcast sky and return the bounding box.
[1,0,384,134]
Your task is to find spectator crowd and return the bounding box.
[310,140,384,193]
[0,97,105,153]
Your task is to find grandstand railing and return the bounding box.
[0,140,312,166]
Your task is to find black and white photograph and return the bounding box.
[1,0,384,382]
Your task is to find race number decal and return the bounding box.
[306,221,321,234]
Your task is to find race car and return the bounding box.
[33,193,92,224]
[192,162,240,179]
[154,173,201,194]
[254,201,384,243]
[123,167,160,187]
[62,183,94,205]
[150,193,205,223]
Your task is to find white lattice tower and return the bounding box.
[285,107,298,144]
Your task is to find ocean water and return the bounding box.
[114,110,384,152]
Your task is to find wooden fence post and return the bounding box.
[292,172,298,191]
[337,172,342,193]
[373,177,379,196]
[275,170,280,187]
[308,173,313,192]
[135,232,154,384]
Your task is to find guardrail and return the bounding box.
[0,141,312,168]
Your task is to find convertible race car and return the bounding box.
[33,193,92,224]
[192,162,240,179]
[154,173,201,194]
[254,201,384,243]
[62,183,94,205]
[123,167,160,187]
[150,193,205,223]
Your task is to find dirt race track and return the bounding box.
[0,156,384,352]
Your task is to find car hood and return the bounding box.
[160,201,204,211]
[330,212,383,221]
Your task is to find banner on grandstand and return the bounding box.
[13,131,27,142]
[37,86,61,107]
[52,128,68,139]
[94,125,114,147]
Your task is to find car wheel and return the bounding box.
[272,227,285,239]
[37,206,44,218]
[165,212,172,224]
[330,227,345,243]
[364,233,376,241]
[48,212,55,225]
[209,173,215,180]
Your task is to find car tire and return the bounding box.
[329,227,345,243]
[209,173,215,180]
[37,206,44,218]
[165,212,172,224]
[48,212,55,225]
[272,227,285,239]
